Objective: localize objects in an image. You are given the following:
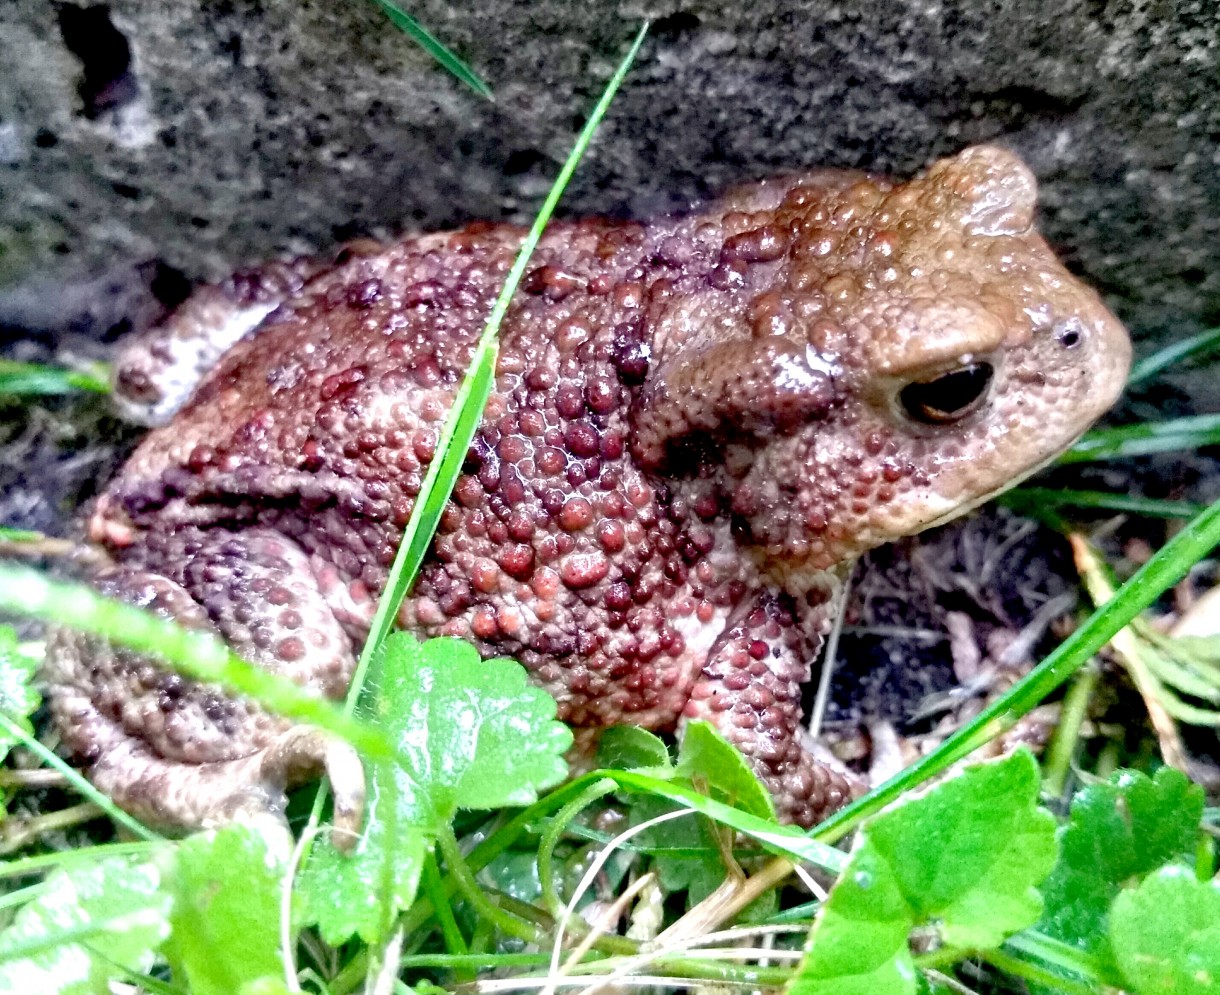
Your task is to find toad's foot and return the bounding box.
[45,531,365,845]
[683,593,861,827]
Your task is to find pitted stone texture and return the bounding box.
[46,146,1130,831]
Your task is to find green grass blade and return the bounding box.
[0,711,162,843]
[354,22,649,672]
[0,360,108,397]
[1062,413,1220,463]
[368,0,493,100]
[296,22,648,843]
[1001,487,1207,520]
[1127,326,1220,386]
[0,843,161,881]
[0,563,397,765]
[611,770,847,873]
[0,527,42,542]
[810,494,1220,845]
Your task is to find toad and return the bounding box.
[46,145,1131,835]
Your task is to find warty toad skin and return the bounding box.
[46,145,1132,835]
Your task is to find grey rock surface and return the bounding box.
[1,0,1217,382]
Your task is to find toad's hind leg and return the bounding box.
[45,528,365,838]
[681,593,859,827]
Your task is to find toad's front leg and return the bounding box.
[45,526,366,839]
[682,590,859,827]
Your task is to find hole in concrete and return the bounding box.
[149,263,193,311]
[504,148,548,176]
[652,11,702,40]
[332,221,367,243]
[55,3,139,119]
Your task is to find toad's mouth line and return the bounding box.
[914,443,1079,534]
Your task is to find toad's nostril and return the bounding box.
[1055,319,1084,349]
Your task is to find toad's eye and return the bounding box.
[899,362,994,425]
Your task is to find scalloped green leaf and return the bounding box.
[167,825,283,995]
[0,855,169,994]
[1111,866,1220,995]
[295,791,427,946]
[298,633,571,944]
[373,632,572,820]
[866,749,1056,949]
[790,751,1057,995]
[789,841,914,995]
[675,719,775,821]
[1038,766,1205,974]
[596,725,672,772]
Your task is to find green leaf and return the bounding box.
[1038,767,1205,973]
[790,839,916,995]
[297,633,571,943]
[595,725,673,772]
[0,624,39,762]
[790,751,1057,995]
[295,793,427,946]
[675,720,776,821]
[611,723,777,912]
[167,825,284,995]
[1111,866,1220,995]
[375,632,572,821]
[0,855,170,994]
[869,750,1056,949]
[629,792,729,907]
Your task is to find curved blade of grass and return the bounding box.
[0,711,161,843]
[368,0,492,100]
[302,21,648,849]
[0,360,108,397]
[0,843,162,882]
[1062,413,1220,463]
[610,770,846,873]
[999,929,1127,991]
[1001,488,1207,520]
[354,22,649,677]
[811,494,1220,844]
[1127,326,1220,386]
[0,563,397,766]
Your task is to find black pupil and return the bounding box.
[900,362,994,424]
